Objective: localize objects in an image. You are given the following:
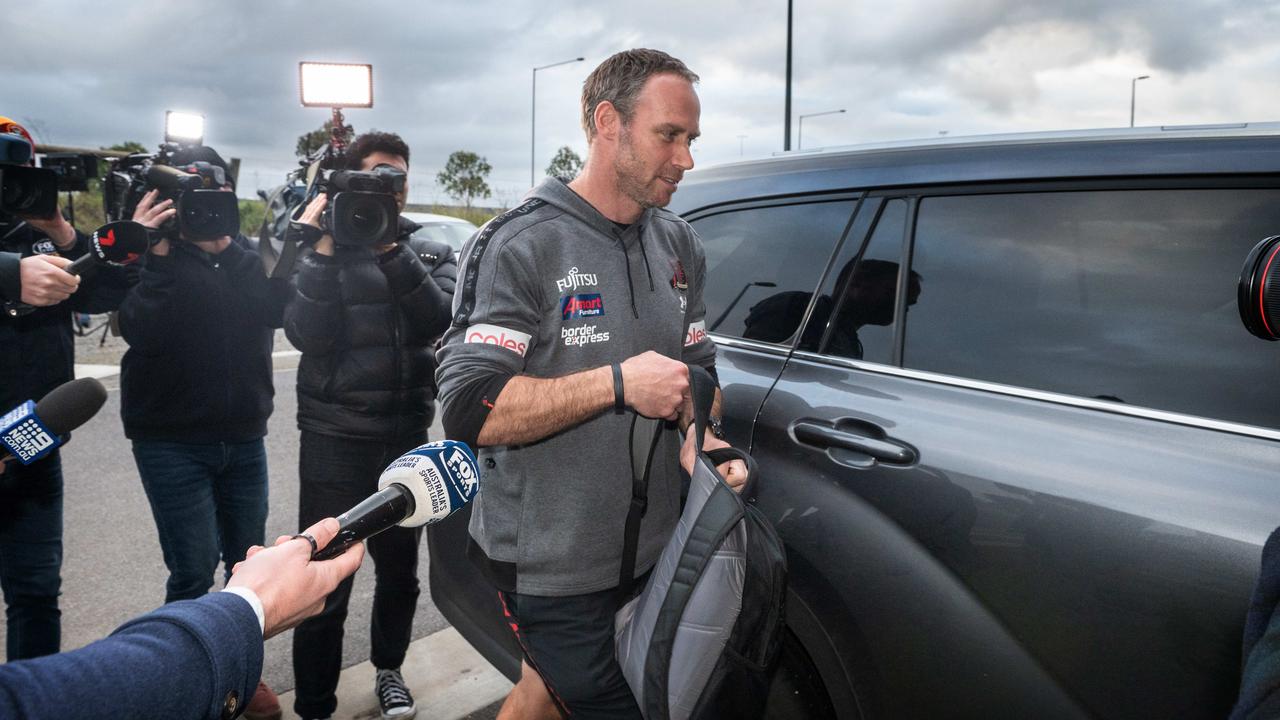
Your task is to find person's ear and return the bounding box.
[595,101,621,142]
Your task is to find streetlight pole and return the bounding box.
[1130,74,1150,128]
[784,0,793,151]
[798,109,845,150]
[532,56,585,187]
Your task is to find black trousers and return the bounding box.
[292,429,426,720]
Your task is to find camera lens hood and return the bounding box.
[1238,234,1280,341]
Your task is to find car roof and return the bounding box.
[672,122,1280,213]
[402,211,476,227]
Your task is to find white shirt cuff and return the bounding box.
[220,586,265,635]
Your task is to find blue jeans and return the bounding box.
[132,439,269,603]
[0,450,63,660]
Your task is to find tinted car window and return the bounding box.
[802,198,912,364]
[691,200,854,342]
[905,189,1280,429]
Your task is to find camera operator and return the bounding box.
[284,131,457,720]
[0,117,127,662]
[116,144,288,719]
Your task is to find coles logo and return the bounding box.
[465,323,532,357]
[561,293,605,320]
[684,320,707,347]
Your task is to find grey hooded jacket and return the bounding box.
[435,178,717,596]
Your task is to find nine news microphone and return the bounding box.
[313,440,481,560]
[5,220,151,318]
[0,377,108,466]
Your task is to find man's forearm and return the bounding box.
[477,366,615,446]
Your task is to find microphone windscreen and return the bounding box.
[33,378,108,435]
[92,221,150,265]
[378,440,480,527]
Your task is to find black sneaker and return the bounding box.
[376,667,417,720]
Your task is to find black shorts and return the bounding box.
[499,576,649,720]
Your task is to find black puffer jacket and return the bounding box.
[0,219,128,411]
[285,220,458,440]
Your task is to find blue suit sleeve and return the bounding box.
[0,592,262,720]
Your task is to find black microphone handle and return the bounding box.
[312,483,415,561]
[64,253,97,276]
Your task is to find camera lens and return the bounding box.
[346,196,389,242]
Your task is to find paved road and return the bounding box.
[0,364,454,695]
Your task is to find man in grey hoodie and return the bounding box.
[436,49,746,719]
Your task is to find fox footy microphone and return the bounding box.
[6,221,150,318]
[1,377,108,466]
[312,440,481,560]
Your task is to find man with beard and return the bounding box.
[435,49,747,720]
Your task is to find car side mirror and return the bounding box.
[1238,235,1280,340]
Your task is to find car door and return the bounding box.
[752,183,1280,719]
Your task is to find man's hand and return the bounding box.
[679,425,749,492]
[227,517,364,638]
[621,351,690,420]
[19,254,79,306]
[132,189,175,230]
[19,210,76,249]
[297,195,335,256]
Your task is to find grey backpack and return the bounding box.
[615,365,787,720]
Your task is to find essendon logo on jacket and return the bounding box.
[560,293,605,320]
[465,323,532,357]
[684,320,707,346]
[670,260,688,290]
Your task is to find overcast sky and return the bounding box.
[5,1,1279,205]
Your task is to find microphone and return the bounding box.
[312,439,481,560]
[0,377,108,466]
[64,220,151,275]
[5,221,150,318]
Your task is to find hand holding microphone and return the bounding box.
[6,220,151,317]
[230,517,365,638]
[309,440,481,561]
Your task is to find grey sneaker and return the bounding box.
[376,667,417,719]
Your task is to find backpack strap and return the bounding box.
[617,363,719,591]
[705,446,760,497]
[620,414,664,591]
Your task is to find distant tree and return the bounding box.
[545,146,583,180]
[436,151,492,209]
[104,141,147,154]
[295,120,335,159]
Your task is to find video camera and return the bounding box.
[41,153,99,193]
[315,164,406,247]
[0,134,58,217]
[103,142,239,241]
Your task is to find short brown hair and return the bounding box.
[580,49,699,141]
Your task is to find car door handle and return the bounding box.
[792,420,918,465]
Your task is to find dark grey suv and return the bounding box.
[430,125,1280,719]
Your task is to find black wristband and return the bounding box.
[611,362,625,414]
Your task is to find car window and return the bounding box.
[412,222,476,251]
[690,200,855,343]
[799,198,911,364]
[904,188,1280,429]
